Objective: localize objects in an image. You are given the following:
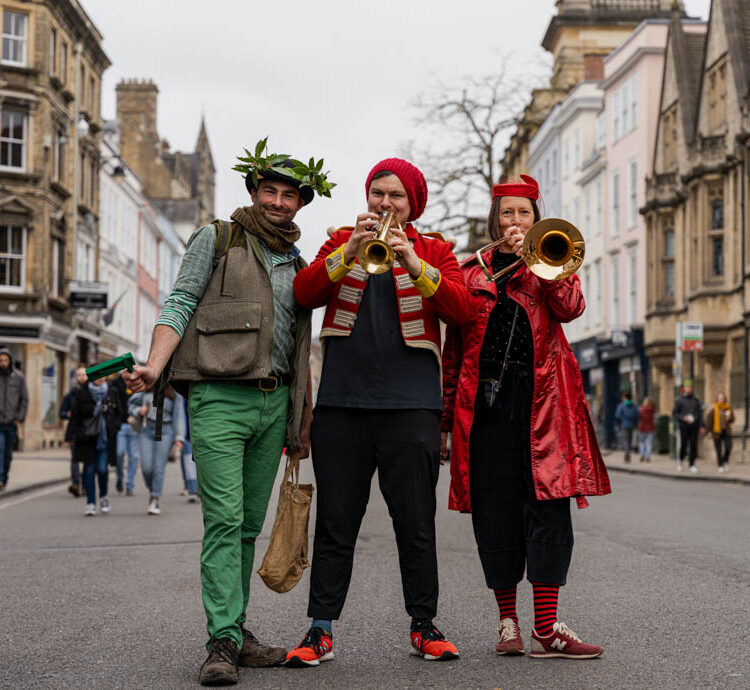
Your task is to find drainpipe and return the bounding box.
[742,150,749,455]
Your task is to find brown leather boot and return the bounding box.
[199,637,239,686]
[238,627,287,667]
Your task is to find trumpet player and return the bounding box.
[441,175,610,659]
[285,158,472,666]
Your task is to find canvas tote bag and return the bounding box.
[257,451,314,593]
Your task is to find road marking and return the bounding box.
[0,484,64,511]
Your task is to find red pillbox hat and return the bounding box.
[492,174,540,201]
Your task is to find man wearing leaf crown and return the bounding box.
[124,139,335,686]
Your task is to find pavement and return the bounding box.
[1,450,749,688]
[3,440,748,502]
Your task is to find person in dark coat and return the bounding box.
[60,366,88,496]
[672,380,704,473]
[0,347,28,490]
[614,391,640,463]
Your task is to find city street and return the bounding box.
[1,459,748,689]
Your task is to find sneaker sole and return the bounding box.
[410,647,459,661]
[529,650,602,659]
[496,647,525,656]
[283,651,334,668]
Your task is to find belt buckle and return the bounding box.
[259,376,278,392]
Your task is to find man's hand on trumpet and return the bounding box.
[386,225,422,278]
[342,212,380,264]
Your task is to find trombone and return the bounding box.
[357,211,402,275]
[476,218,585,283]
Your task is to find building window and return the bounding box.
[53,126,66,183]
[595,175,603,235]
[585,185,592,232]
[0,225,27,291]
[76,239,94,281]
[79,64,85,105]
[88,76,95,116]
[50,27,57,75]
[2,10,27,66]
[627,245,637,324]
[583,265,591,328]
[709,193,724,278]
[596,111,605,152]
[80,150,86,197]
[613,90,621,142]
[610,170,620,237]
[661,103,678,168]
[621,80,629,133]
[707,59,727,132]
[610,253,620,327]
[0,110,27,171]
[627,160,638,228]
[60,41,67,85]
[662,223,675,299]
[52,237,65,298]
[630,74,638,129]
[89,158,96,206]
[574,129,580,170]
[564,138,570,176]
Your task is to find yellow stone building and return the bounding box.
[0,0,109,449]
[644,1,750,438]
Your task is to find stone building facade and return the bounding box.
[500,0,681,180]
[644,1,749,439]
[0,0,109,449]
[115,79,214,242]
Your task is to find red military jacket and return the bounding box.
[294,225,473,362]
[442,247,611,511]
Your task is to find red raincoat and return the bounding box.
[441,249,611,512]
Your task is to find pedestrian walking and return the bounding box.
[673,379,703,473]
[60,366,88,496]
[69,371,120,516]
[124,142,325,685]
[614,391,639,462]
[0,347,28,490]
[178,396,199,502]
[442,175,610,660]
[285,158,473,668]
[705,392,734,472]
[637,397,656,462]
[128,387,185,515]
[110,376,138,495]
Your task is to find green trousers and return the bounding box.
[189,381,288,649]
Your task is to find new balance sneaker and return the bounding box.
[84,503,96,516]
[496,617,524,656]
[284,626,333,667]
[410,623,459,661]
[147,497,160,515]
[238,627,286,667]
[530,621,603,659]
[100,496,110,514]
[199,637,238,686]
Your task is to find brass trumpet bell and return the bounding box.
[476,217,585,283]
[357,211,402,275]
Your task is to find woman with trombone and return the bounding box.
[441,175,610,659]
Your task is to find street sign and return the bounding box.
[680,321,703,351]
[69,281,108,309]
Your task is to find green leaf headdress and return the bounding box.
[232,137,336,201]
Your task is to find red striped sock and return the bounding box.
[493,586,518,624]
[532,582,559,637]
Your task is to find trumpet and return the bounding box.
[357,211,403,275]
[476,218,585,283]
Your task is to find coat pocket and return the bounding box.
[195,300,262,376]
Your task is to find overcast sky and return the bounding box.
[85,0,710,261]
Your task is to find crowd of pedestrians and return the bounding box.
[57,361,197,516]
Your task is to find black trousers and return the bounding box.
[307,406,441,620]
[679,425,700,466]
[469,369,573,589]
[714,433,732,466]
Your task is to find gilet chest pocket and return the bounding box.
[195,300,262,376]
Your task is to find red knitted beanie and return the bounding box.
[365,158,428,222]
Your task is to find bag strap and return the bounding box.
[496,304,520,391]
[283,451,301,485]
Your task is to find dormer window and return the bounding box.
[707,58,727,132]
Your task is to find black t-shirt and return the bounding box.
[478,251,534,380]
[317,271,442,410]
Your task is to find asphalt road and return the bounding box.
[1,460,748,689]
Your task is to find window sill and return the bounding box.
[0,169,42,183]
[0,62,38,76]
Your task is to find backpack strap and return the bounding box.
[212,220,236,268]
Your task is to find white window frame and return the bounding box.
[629,74,638,132]
[595,175,603,236]
[627,159,638,229]
[613,90,621,142]
[627,244,638,325]
[621,82,630,134]
[595,259,602,325]
[50,27,57,76]
[76,237,95,282]
[610,170,620,237]
[0,109,28,172]
[2,10,28,67]
[574,129,580,170]
[0,224,28,293]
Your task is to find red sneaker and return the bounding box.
[496,617,524,655]
[530,621,603,659]
[410,624,459,661]
[284,627,333,668]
